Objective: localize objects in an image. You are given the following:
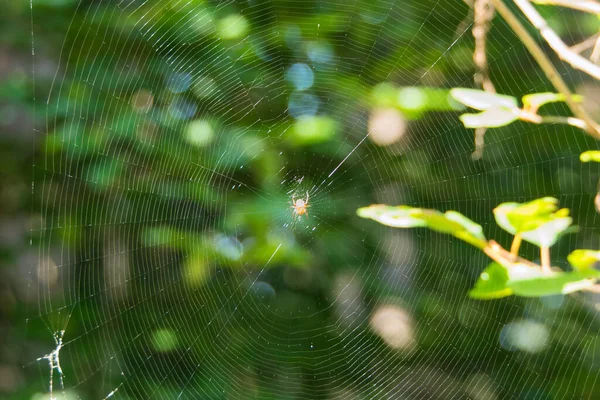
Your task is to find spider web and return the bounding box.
[25,0,600,399]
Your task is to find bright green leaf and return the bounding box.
[507,270,600,297]
[414,209,463,234]
[450,88,518,110]
[493,202,519,235]
[520,217,572,248]
[459,108,519,128]
[522,92,582,111]
[506,197,561,232]
[494,197,565,236]
[444,211,487,249]
[568,249,600,270]
[357,205,487,249]
[356,205,426,228]
[469,262,513,299]
[580,150,600,162]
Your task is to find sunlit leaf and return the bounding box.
[357,205,487,249]
[520,217,572,248]
[414,209,463,233]
[521,92,582,111]
[459,108,519,128]
[494,197,567,237]
[506,197,561,232]
[507,269,600,297]
[493,202,519,235]
[356,205,426,228]
[443,211,487,249]
[450,88,518,110]
[469,262,513,299]
[568,249,600,270]
[580,150,600,162]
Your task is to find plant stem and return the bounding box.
[510,233,522,258]
[514,0,600,79]
[541,246,551,274]
[583,284,600,293]
[484,240,541,268]
[538,115,588,130]
[491,0,600,138]
[570,33,600,54]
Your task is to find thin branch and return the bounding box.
[591,35,600,63]
[472,127,486,160]
[491,0,600,138]
[514,0,600,80]
[583,284,600,293]
[541,246,552,274]
[570,33,600,54]
[510,233,522,258]
[472,0,496,160]
[473,0,497,92]
[539,115,589,130]
[531,0,600,14]
[484,240,542,269]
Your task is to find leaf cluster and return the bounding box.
[357,198,600,299]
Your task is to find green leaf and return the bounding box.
[522,92,582,111]
[494,197,568,238]
[568,249,600,270]
[469,262,513,299]
[356,205,426,228]
[493,202,520,235]
[444,211,487,249]
[450,88,518,110]
[414,209,464,234]
[507,269,600,297]
[520,217,572,248]
[357,205,487,249]
[580,150,600,163]
[459,108,519,128]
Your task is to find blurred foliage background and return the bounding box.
[1,0,600,399]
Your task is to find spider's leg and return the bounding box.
[306,191,309,203]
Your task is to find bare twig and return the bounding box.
[473,0,497,92]
[539,115,589,130]
[491,0,600,138]
[472,0,496,160]
[570,33,600,54]
[510,233,522,258]
[540,246,552,274]
[531,0,600,14]
[484,240,542,269]
[514,0,600,80]
[591,35,600,63]
[583,284,600,293]
[472,128,486,160]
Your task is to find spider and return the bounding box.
[291,191,310,219]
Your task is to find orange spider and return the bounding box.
[291,191,310,219]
